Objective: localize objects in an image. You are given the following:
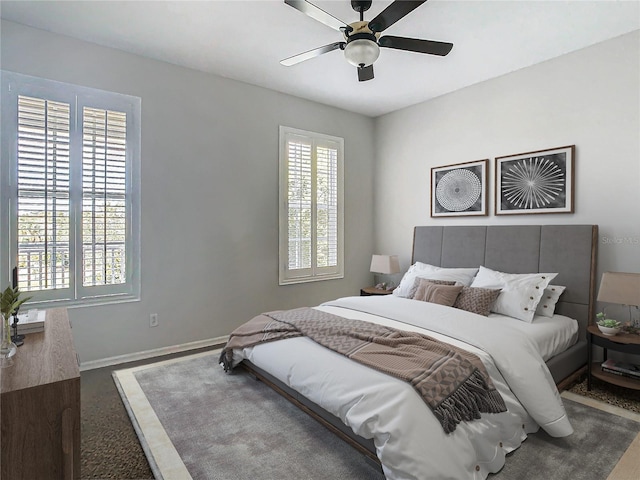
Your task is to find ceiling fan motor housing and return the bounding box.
[351,0,372,13]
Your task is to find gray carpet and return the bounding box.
[570,376,640,414]
[114,351,640,480]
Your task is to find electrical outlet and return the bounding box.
[149,313,158,328]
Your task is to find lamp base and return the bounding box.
[11,321,25,346]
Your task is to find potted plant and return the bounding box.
[0,286,32,367]
[596,312,622,336]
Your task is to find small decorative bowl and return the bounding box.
[597,324,621,336]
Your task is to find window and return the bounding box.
[279,126,343,284]
[1,71,141,307]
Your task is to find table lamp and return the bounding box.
[370,255,400,291]
[597,272,640,329]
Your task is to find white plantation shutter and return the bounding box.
[82,107,127,287]
[16,96,71,291]
[1,72,140,307]
[315,144,339,270]
[286,139,313,274]
[279,127,343,284]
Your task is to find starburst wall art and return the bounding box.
[495,146,574,215]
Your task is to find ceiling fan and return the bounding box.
[281,0,453,82]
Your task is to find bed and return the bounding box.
[221,224,598,479]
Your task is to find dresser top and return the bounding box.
[1,308,79,393]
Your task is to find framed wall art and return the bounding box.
[431,159,488,217]
[495,145,574,215]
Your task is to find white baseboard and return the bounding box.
[79,335,229,371]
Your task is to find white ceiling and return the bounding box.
[2,0,639,117]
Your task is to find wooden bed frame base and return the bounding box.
[556,365,587,392]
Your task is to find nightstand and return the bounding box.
[587,324,640,391]
[360,287,394,296]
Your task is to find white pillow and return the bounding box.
[393,262,479,297]
[535,285,566,318]
[470,266,558,323]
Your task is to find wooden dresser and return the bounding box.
[1,308,80,480]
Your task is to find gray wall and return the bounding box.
[1,20,376,363]
[374,31,640,282]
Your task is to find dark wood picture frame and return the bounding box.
[431,159,488,217]
[495,145,575,215]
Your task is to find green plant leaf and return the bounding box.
[0,286,32,317]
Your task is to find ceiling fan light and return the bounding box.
[344,39,380,67]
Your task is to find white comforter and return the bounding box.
[231,296,573,480]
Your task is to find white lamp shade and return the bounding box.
[370,255,400,275]
[344,39,380,67]
[597,272,640,306]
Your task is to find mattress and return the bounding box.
[487,312,578,361]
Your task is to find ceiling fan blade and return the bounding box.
[368,0,427,33]
[284,0,348,32]
[280,42,345,66]
[358,65,374,82]
[378,36,453,56]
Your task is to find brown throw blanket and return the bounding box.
[219,307,506,433]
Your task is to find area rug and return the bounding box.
[113,351,640,480]
[113,350,383,480]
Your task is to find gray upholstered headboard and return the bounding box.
[412,225,598,341]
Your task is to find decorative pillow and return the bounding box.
[535,285,566,318]
[470,266,558,323]
[453,286,501,316]
[413,280,464,307]
[408,278,456,299]
[393,262,479,297]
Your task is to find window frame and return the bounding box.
[278,126,344,285]
[1,71,141,308]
